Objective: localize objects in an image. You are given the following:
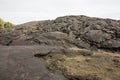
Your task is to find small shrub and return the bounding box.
[0,18,14,29]
[0,18,4,29]
[4,22,13,28]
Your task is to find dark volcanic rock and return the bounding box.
[0,15,120,50]
[0,46,67,80]
[83,30,112,48]
[102,39,120,49]
[0,46,93,80]
[84,30,111,43]
[0,15,120,80]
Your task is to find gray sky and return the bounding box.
[0,0,120,24]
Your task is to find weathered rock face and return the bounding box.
[0,46,67,80]
[0,15,120,80]
[0,15,120,50]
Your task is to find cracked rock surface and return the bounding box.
[0,15,120,50]
[0,15,120,80]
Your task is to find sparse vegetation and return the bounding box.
[0,18,14,29]
[45,50,120,80]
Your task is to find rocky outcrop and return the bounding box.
[0,15,120,80]
[0,46,67,80]
[0,15,120,50]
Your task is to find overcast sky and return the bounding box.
[0,0,120,24]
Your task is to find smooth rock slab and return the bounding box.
[0,46,67,80]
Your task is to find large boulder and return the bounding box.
[83,30,112,48]
[102,39,120,49]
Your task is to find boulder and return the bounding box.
[102,40,120,49]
